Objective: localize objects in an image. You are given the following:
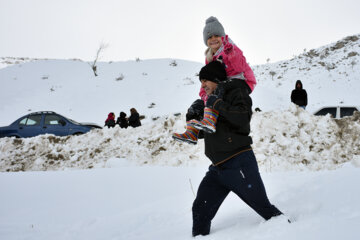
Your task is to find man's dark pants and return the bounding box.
[192,150,282,236]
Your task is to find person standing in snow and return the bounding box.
[291,80,308,109]
[128,108,141,128]
[173,16,256,144]
[104,112,116,128]
[191,61,287,237]
[116,111,129,129]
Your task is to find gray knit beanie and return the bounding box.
[203,16,225,46]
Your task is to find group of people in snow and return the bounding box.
[104,108,141,129]
[172,16,293,237]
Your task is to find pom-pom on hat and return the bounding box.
[199,61,227,83]
[203,16,225,46]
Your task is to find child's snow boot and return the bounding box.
[172,121,200,145]
[190,107,219,134]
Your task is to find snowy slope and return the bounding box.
[1,34,359,172]
[0,58,202,126]
[0,56,32,69]
[251,34,360,112]
[1,34,359,126]
[1,34,360,240]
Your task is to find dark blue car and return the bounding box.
[0,111,102,138]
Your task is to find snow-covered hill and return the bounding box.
[0,58,203,126]
[251,34,360,112]
[1,34,359,126]
[1,34,360,240]
[0,56,33,69]
[1,34,359,172]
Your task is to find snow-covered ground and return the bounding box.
[1,34,360,239]
[1,164,360,240]
[0,34,359,126]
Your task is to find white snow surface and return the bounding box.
[1,164,360,240]
[1,34,360,239]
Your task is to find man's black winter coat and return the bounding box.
[204,80,253,165]
[128,113,141,128]
[291,80,307,107]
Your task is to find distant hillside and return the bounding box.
[1,34,359,126]
[0,58,203,126]
[1,34,360,172]
[251,34,360,112]
[0,57,31,69]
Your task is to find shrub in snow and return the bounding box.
[269,71,276,80]
[116,74,125,81]
[351,60,357,69]
[148,103,156,108]
[169,60,177,67]
[325,63,336,71]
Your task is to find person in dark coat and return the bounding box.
[291,80,307,109]
[116,111,128,129]
[104,112,115,128]
[191,61,287,237]
[128,108,141,128]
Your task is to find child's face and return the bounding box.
[201,79,218,96]
[207,35,222,53]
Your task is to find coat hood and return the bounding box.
[295,80,303,89]
[120,112,127,118]
[106,113,115,121]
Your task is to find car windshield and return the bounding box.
[62,115,80,124]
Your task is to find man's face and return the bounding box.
[201,79,218,96]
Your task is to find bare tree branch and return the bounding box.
[90,42,109,77]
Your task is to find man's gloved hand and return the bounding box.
[186,99,205,121]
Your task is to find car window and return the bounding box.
[340,107,358,118]
[45,114,63,125]
[19,118,27,125]
[315,108,337,118]
[25,115,42,126]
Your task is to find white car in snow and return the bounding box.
[313,106,359,119]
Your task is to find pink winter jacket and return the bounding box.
[199,37,256,102]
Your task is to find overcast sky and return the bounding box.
[1,0,360,65]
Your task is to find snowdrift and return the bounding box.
[1,105,359,172]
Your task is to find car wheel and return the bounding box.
[73,132,83,136]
